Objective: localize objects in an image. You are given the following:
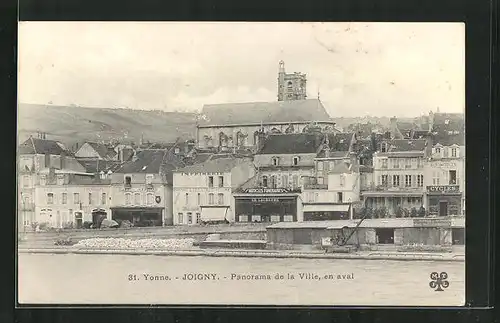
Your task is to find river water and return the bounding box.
[18,254,464,306]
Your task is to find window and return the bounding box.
[146,174,153,185]
[272,157,279,166]
[47,193,54,204]
[178,213,183,224]
[340,175,346,187]
[197,193,201,205]
[317,161,324,171]
[174,147,180,154]
[405,175,412,187]
[187,213,193,224]
[449,170,457,184]
[262,175,268,188]
[208,176,214,188]
[208,193,214,205]
[101,193,106,205]
[435,147,441,154]
[392,159,400,169]
[185,193,189,206]
[451,148,457,157]
[392,175,400,187]
[146,193,154,205]
[134,193,141,205]
[381,159,388,169]
[270,175,277,188]
[125,176,132,186]
[88,192,93,205]
[73,193,80,204]
[417,158,423,168]
[125,193,131,205]
[218,193,224,205]
[417,175,424,187]
[196,213,201,224]
[218,176,224,188]
[381,174,388,186]
[62,193,67,204]
[405,159,411,169]
[22,176,29,188]
[317,177,324,185]
[293,157,299,166]
[282,175,289,188]
[292,175,299,189]
[432,171,440,185]
[337,192,343,203]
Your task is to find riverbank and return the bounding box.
[18,246,465,262]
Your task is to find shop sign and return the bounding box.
[251,198,280,203]
[244,188,291,194]
[413,218,452,227]
[430,161,457,168]
[426,185,460,193]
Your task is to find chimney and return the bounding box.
[60,151,66,169]
[425,133,434,158]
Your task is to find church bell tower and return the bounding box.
[277,60,307,101]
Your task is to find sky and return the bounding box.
[18,22,465,118]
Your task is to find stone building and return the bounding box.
[196,99,337,151]
[172,157,256,225]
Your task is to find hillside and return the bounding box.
[17,103,199,146]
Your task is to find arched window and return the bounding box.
[236,131,243,146]
[219,132,228,147]
[134,193,141,205]
[272,157,279,166]
[262,175,268,188]
[293,156,300,166]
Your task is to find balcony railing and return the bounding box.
[363,184,424,192]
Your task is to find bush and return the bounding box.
[411,207,418,217]
[395,206,403,218]
[38,222,50,231]
[62,221,74,229]
[82,221,92,229]
[418,206,426,217]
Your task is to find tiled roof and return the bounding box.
[316,133,354,158]
[85,142,118,160]
[115,149,186,176]
[199,99,332,126]
[176,157,252,174]
[433,133,465,146]
[77,159,123,173]
[379,139,427,152]
[258,133,324,155]
[67,176,111,185]
[432,113,465,133]
[18,137,69,156]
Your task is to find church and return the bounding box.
[196,61,338,151]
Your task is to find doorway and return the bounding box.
[439,201,448,217]
[375,228,394,244]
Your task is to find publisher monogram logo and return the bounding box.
[429,272,449,291]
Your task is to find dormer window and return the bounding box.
[435,147,441,154]
[293,156,299,166]
[451,148,458,157]
[124,176,132,187]
[272,157,279,166]
[445,119,450,125]
[381,143,387,153]
[174,147,180,154]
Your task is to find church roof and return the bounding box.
[198,99,332,126]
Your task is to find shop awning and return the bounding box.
[303,204,350,213]
[200,206,228,222]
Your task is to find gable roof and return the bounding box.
[258,133,324,155]
[85,142,118,160]
[199,99,332,126]
[433,133,465,146]
[175,157,251,174]
[18,137,70,156]
[115,149,186,176]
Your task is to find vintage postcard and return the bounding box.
[17,22,465,306]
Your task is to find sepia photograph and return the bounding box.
[17,22,465,306]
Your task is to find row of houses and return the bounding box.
[17,116,464,229]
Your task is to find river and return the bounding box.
[18,253,464,306]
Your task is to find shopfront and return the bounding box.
[302,203,351,221]
[234,188,299,223]
[426,185,462,217]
